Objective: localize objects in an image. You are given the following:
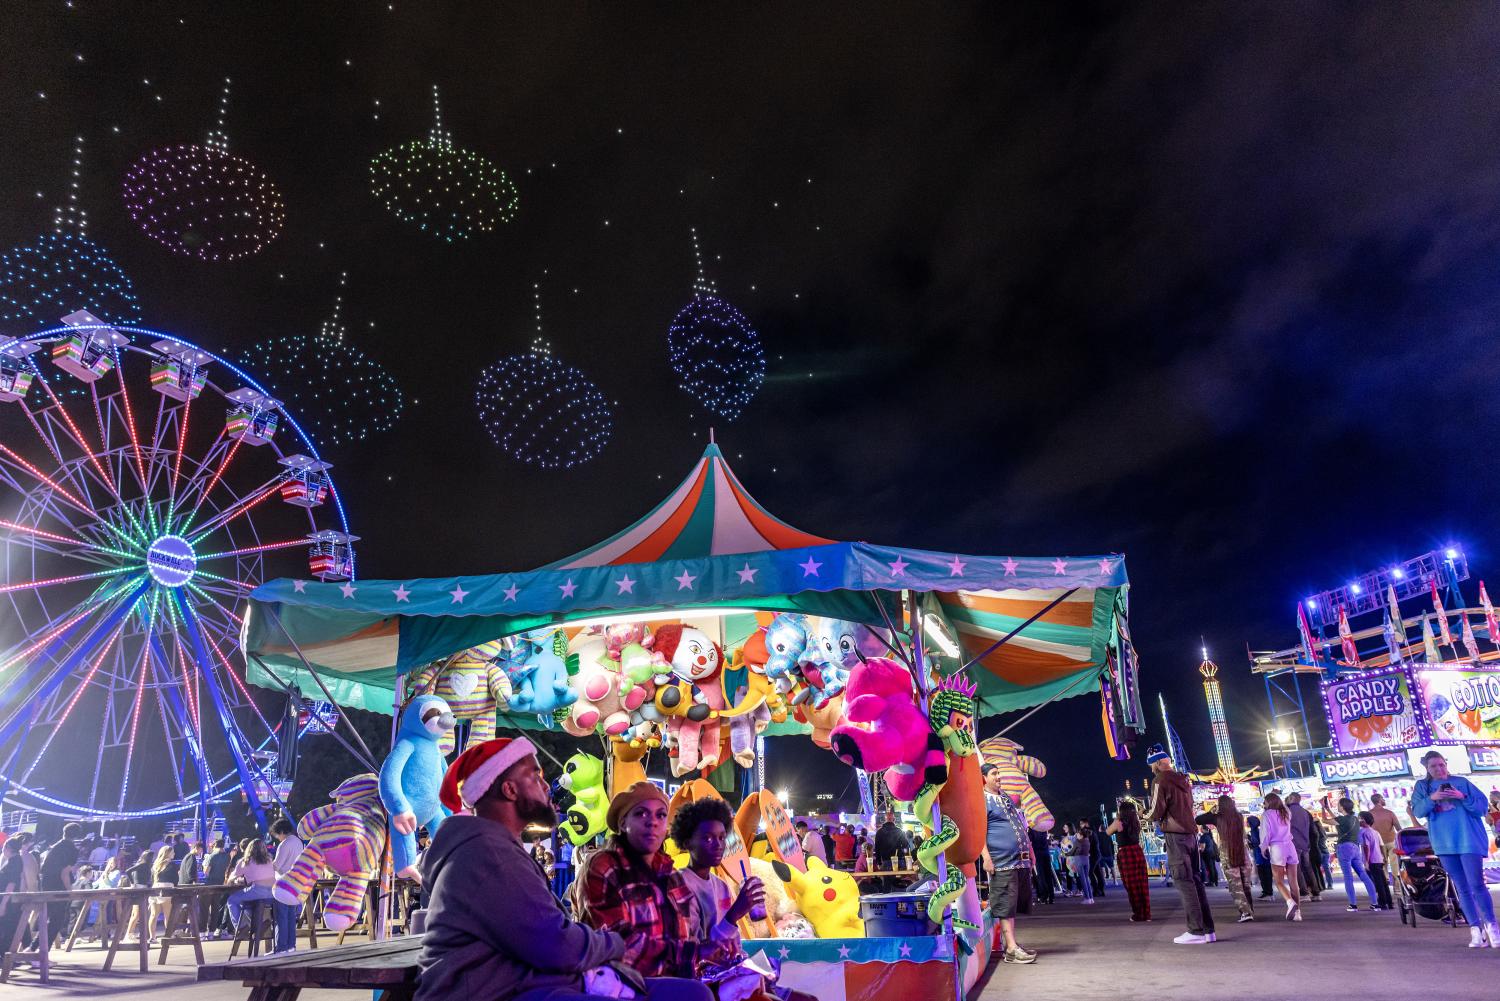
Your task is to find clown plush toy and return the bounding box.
[654,624,724,776]
[380,694,455,880]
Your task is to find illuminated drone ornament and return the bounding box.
[475,282,612,469]
[666,229,764,422]
[370,85,519,242]
[236,272,404,448]
[0,135,141,330]
[121,77,285,261]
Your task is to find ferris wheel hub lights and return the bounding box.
[146,534,197,588]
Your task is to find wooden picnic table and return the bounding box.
[199,933,422,1001]
[1,884,231,983]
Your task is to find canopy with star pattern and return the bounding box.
[243,444,1138,722]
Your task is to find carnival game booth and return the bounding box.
[1288,662,1500,866]
[241,444,1142,1000]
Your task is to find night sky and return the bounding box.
[6,4,1500,817]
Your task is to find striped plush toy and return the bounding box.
[977,735,1055,833]
[406,641,511,756]
[273,773,388,931]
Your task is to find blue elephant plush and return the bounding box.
[379,694,455,879]
[502,629,578,716]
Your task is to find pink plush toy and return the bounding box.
[829,657,948,802]
[564,633,647,738]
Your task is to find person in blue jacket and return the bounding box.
[1411,749,1499,948]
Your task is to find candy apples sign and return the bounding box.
[1321,668,1423,754]
[1415,665,1500,744]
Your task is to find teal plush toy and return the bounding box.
[379,694,455,879]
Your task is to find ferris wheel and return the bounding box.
[0,314,356,829]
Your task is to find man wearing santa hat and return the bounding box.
[417,737,711,1001]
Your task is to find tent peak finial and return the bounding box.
[709,427,715,444]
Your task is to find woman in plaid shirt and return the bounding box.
[579,783,747,979]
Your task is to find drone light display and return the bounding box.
[0,135,141,330]
[370,85,519,242]
[236,272,405,448]
[666,228,764,422]
[474,282,612,469]
[121,77,285,261]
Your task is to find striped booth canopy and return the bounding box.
[244,444,1140,726]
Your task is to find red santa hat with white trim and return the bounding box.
[439,736,537,814]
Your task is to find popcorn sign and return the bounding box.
[1321,668,1423,754]
[1318,751,1411,784]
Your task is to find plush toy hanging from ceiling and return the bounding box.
[557,751,609,846]
[977,734,1055,832]
[914,672,985,927]
[406,639,511,756]
[653,624,726,776]
[500,628,578,717]
[715,630,783,767]
[379,694,455,880]
[273,773,387,931]
[564,630,648,740]
[828,657,947,803]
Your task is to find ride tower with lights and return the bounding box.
[1198,647,1236,775]
[0,318,354,835]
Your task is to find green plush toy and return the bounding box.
[558,751,608,846]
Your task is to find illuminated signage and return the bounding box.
[1318,751,1411,784]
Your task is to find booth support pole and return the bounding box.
[905,591,957,959]
[262,605,381,768]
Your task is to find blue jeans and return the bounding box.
[273,900,299,952]
[1068,856,1093,901]
[1335,842,1377,906]
[1439,853,1496,925]
[226,885,273,927]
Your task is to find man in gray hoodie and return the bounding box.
[417,737,710,1001]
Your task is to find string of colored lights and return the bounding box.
[666,228,765,422]
[370,84,519,241]
[122,78,285,261]
[474,280,613,468]
[0,135,141,331]
[235,272,406,447]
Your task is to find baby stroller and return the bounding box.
[1392,827,1464,930]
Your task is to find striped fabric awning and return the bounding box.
[933,586,1124,716]
[545,443,832,568]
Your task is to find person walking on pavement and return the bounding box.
[981,764,1038,964]
[1146,744,1215,944]
[1368,792,1401,873]
[1260,793,1302,920]
[1107,799,1151,922]
[1066,824,1094,904]
[1198,795,1254,922]
[1285,793,1321,902]
[1357,812,1392,911]
[1411,750,1500,947]
[1332,798,1379,912]
[1197,824,1221,886]
[1247,815,1273,899]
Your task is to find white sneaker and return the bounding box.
[1470,927,1485,948]
[1485,923,1500,948]
[1237,914,1255,922]
[1173,932,1211,944]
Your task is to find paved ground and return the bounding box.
[6,880,1499,999]
[980,879,1500,1000]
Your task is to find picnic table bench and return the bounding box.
[199,933,422,1001]
[1,884,228,982]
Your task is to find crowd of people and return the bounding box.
[0,818,307,956]
[977,742,1500,962]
